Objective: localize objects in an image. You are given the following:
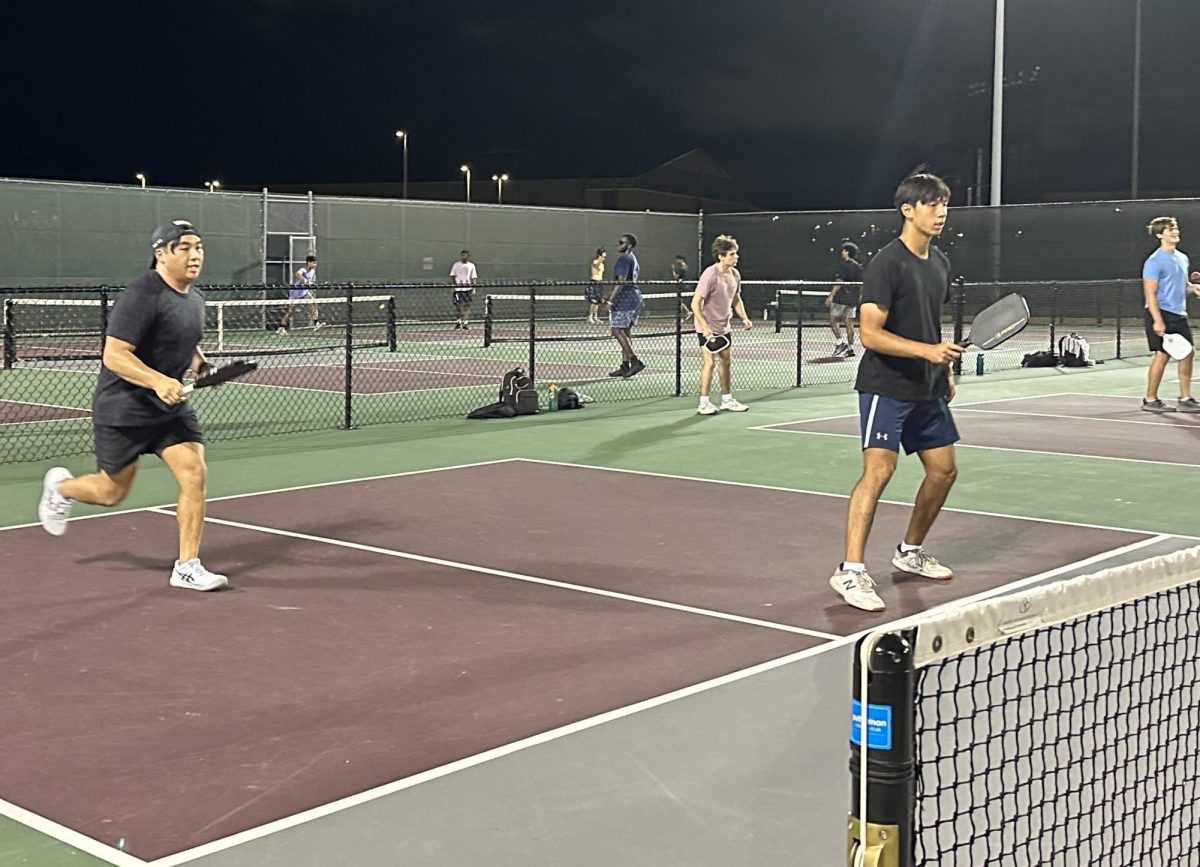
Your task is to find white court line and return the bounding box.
[150,508,837,642]
[0,397,91,412]
[0,459,526,534]
[747,392,1077,431]
[755,428,1200,469]
[954,406,1200,428]
[0,416,93,429]
[0,796,147,867]
[516,459,1200,540]
[145,530,1175,867]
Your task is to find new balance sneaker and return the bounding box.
[843,347,856,357]
[1178,397,1200,413]
[608,361,630,377]
[1142,398,1176,413]
[38,467,74,536]
[891,547,953,580]
[720,399,749,412]
[829,568,885,612]
[170,559,229,592]
[624,358,646,377]
[697,402,719,415]
[832,342,848,357]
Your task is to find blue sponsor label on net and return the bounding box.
[850,698,893,750]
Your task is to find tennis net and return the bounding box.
[849,546,1200,866]
[482,291,688,347]
[3,294,396,366]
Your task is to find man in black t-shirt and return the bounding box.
[825,242,863,357]
[828,173,964,613]
[37,220,229,591]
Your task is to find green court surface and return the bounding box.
[1,357,1196,865]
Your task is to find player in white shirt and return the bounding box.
[450,249,478,330]
[279,255,321,332]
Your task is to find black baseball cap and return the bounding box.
[151,219,201,249]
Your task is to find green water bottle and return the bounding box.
[547,383,558,411]
[975,354,984,376]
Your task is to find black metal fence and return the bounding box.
[0,278,1150,464]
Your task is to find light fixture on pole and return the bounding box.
[205,180,221,193]
[394,130,409,198]
[135,173,147,189]
[460,165,471,203]
[492,173,509,204]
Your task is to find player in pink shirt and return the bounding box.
[690,234,753,414]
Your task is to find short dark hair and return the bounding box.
[620,233,638,248]
[595,247,606,257]
[840,242,859,258]
[894,171,951,211]
[305,255,317,264]
[460,249,470,255]
[711,234,738,260]
[674,254,686,261]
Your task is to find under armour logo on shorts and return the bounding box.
[875,432,889,441]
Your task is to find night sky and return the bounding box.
[5,0,1199,209]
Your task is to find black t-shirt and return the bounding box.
[92,271,206,425]
[674,261,689,281]
[853,239,952,401]
[833,258,863,305]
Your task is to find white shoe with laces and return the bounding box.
[829,568,885,611]
[891,547,954,580]
[170,559,229,591]
[720,399,748,412]
[38,467,74,536]
[697,403,719,415]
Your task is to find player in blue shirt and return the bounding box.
[1141,217,1200,413]
[604,233,646,377]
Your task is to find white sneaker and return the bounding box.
[697,403,719,415]
[829,568,885,611]
[720,399,749,412]
[38,467,74,536]
[170,559,229,591]
[891,548,953,580]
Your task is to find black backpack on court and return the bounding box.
[467,367,540,419]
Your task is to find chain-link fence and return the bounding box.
[0,278,1152,464]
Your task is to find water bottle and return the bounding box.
[547,383,558,411]
[975,354,984,376]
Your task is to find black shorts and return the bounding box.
[94,408,205,475]
[697,332,732,350]
[1144,309,1193,353]
[453,290,473,306]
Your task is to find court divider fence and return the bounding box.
[1,278,1148,464]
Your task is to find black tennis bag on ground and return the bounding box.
[467,368,539,419]
[1020,350,1058,368]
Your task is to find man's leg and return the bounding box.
[159,441,207,562]
[845,317,856,346]
[830,318,843,342]
[1146,350,1169,400]
[903,445,958,547]
[697,349,716,412]
[59,463,138,507]
[1178,353,1193,400]
[844,448,898,563]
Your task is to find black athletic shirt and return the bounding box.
[92,271,206,425]
[833,258,864,305]
[853,239,952,401]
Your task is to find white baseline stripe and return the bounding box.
[747,391,1077,431]
[153,509,837,641]
[756,427,1200,470]
[955,407,1200,428]
[146,531,1176,866]
[0,796,147,867]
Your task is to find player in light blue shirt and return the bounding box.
[1141,217,1200,412]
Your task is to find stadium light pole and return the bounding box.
[492,173,508,203]
[1131,0,1142,198]
[205,180,220,193]
[135,173,147,189]
[460,165,471,202]
[394,130,409,198]
[989,0,1004,206]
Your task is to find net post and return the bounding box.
[774,290,784,334]
[527,284,536,383]
[100,286,111,360]
[2,298,14,369]
[387,295,397,352]
[1048,283,1058,352]
[483,295,494,348]
[951,277,965,378]
[342,284,355,430]
[848,629,917,867]
[1115,283,1123,359]
[795,291,803,387]
[674,282,683,397]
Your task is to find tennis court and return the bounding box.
[1,355,1198,866]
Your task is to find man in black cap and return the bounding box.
[37,219,229,591]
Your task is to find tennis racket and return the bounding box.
[182,360,258,395]
[960,293,1030,350]
[1161,332,1194,361]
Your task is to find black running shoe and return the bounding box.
[1142,398,1177,413]
[608,361,630,377]
[624,358,646,377]
[1179,397,1200,413]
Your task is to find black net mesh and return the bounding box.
[914,582,1200,865]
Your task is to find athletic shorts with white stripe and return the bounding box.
[858,392,959,454]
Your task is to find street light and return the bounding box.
[135,173,147,189]
[394,130,409,198]
[989,0,1004,206]
[492,173,509,204]
[460,165,471,203]
[205,180,221,193]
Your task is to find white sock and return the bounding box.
[699,396,711,407]
[721,393,733,403]
[841,561,865,573]
[899,542,922,553]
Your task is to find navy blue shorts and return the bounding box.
[585,282,603,303]
[858,392,959,454]
[452,289,473,306]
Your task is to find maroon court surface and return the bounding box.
[0,460,1154,859]
[0,399,91,424]
[761,393,1200,464]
